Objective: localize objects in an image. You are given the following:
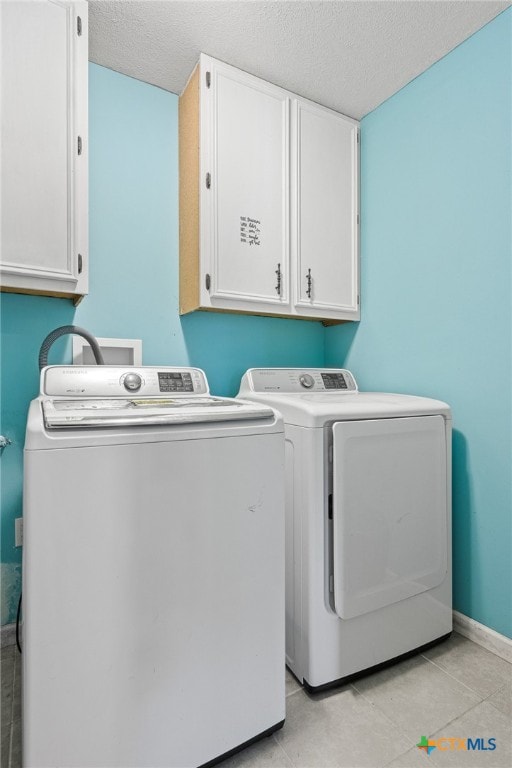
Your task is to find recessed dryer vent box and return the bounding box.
[72,337,142,366]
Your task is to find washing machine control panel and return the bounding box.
[42,366,209,397]
[122,372,142,392]
[299,374,315,389]
[243,369,358,393]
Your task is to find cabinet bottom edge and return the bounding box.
[179,304,355,325]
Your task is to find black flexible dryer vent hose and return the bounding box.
[38,325,105,371]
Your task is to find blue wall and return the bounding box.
[0,64,324,624]
[2,10,511,637]
[326,9,512,637]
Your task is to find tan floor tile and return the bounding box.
[353,656,481,741]
[275,686,410,767]
[285,668,302,698]
[486,681,512,718]
[423,634,512,698]
[218,735,292,768]
[427,701,511,767]
[9,718,21,768]
[384,746,433,767]
[0,647,14,666]
[11,661,20,726]
[0,655,14,734]
[1,725,11,768]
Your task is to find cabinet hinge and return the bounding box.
[78,254,83,274]
[357,294,360,305]
[206,71,211,89]
[77,136,82,156]
[77,16,82,36]
[205,172,211,189]
[205,273,211,291]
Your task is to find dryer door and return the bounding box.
[332,415,447,620]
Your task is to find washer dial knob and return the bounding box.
[299,373,315,389]
[123,373,142,392]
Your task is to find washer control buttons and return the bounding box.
[158,372,194,392]
[123,373,142,392]
[299,373,315,389]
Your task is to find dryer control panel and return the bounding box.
[241,368,358,393]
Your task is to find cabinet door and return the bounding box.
[0,0,88,298]
[293,100,359,317]
[203,59,290,307]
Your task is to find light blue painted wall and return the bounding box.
[0,64,324,624]
[3,11,511,637]
[326,9,512,637]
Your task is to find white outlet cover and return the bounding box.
[15,518,23,547]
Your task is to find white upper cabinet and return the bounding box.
[180,54,360,324]
[0,0,88,301]
[206,64,290,307]
[293,100,359,319]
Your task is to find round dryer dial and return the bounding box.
[122,373,142,392]
[299,373,315,389]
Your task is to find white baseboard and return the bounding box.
[453,610,512,663]
[0,622,16,648]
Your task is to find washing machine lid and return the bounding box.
[238,369,451,427]
[40,366,274,428]
[41,396,273,429]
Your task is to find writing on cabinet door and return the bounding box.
[240,216,261,246]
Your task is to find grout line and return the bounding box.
[4,730,12,768]
[381,746,416,768]
[271,734,295,767]
[350,668,485,749]
[480,681,510,715]
[7,651,15,768]
[286,686,303,699]
[349,683,413,745]
[426,698,485,740]
[9,651,15,725]
[419,653,496,700]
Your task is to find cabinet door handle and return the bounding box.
[306,268,312,299]
[275,263,282,296]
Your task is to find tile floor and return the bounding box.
[1,632,510,768]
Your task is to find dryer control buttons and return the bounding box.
[321,372,348,389]
[122,373,143,392]
[299,374,315,389]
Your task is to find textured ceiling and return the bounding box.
[89,0,510,119]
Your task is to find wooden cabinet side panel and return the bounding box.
[179,65,201,314]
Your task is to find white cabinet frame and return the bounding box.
[0,0,88,301]
[180,54,360,325]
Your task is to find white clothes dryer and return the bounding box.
[238,368,452,691]
[23,366,285,768]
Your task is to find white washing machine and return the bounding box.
[238,368,452,690]
[23,366,285,768]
